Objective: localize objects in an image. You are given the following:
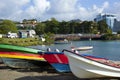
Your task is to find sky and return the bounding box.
[0,0,120,21]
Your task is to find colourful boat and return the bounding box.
[0,51,45,61]
[0,44,43,53]
[0,51,46,68]
[0,44,46,68]
[38,51,70,72]
[1,58,44,68]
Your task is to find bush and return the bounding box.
[101,34,116,40]
[0,37,42,46]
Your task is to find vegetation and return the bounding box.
[97,20,112,34]
[0,37,42,46]
[34,23,46,35]
[0,20,18,34]
[0,18,117,46]
[43,32,55,45]
[34,18,112,35]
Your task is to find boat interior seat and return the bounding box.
[47,48,51,52]
[54,48,60,52]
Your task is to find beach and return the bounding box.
[1,62,120,80]
[0,63,80,80]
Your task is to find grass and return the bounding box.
[0,37,43,46]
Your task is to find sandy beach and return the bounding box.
[1,62,120,80]
[0,63,80,80]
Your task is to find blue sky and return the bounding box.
[0,0,120,21]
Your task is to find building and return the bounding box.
[19,30,36,38]
[7,32,18,38]
[94,13,116,31]
[113,19,120,32]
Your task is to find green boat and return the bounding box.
[0,44,47,69]
[0,44,44,53]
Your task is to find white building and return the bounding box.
[7,32,18,38]
[94,13,116,31]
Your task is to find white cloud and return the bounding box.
[55,1,109,21]
[44,0,110,21]
[48,0,77,14]
[0,0,50,21]
[0,0,119,21]
[113,2,120,20]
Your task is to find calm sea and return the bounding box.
[30,40,120,61]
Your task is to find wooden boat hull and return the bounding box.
[64,49,120,78]
[38,51,70,72]
[2,58,48,68]
[0,44,43,53]
[0,51,45,61]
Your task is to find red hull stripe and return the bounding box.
[43,54,68,64]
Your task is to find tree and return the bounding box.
[43,32,54,44]
[97,20,112,34]
[87,21,98,34]
[35,22,46,35]
[45,18,59,34]
[0,20,18,34]
[59,21,70,34]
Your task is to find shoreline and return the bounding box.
[0,63,79,80]
[1,63,120,80]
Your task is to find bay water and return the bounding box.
[31,40,120,61]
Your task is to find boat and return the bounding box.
[63,49,120,78]
[71,46,93,51]
[0,44,43,53]
[38,49,70,72]
[0,44,47,68]
[0,51,46,68]
[54,38,71,44]
[2,58,41,68]
[0,51,45,61]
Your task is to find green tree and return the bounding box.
[80,21,90,33]
[117,31,120,34]
[0,20,18,34]
[44,32,54,44]
[45,18,59,34]
[35,22,46,35]
[97,20,112,34]
[59,21,70,34]
[89,21,98,34]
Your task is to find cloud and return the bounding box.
[0,0,119,21]
[113,2,120,20]
[0,0,50,21]
[44,0,110,21]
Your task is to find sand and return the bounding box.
[0,63,80,80]
[1,63,120,80]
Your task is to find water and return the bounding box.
[30,40,120,61]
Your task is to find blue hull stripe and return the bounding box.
[51,63,70,72]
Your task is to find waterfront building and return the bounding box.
[94,13,116,31]
[113,19,120,32]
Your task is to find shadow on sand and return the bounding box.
[15,73,80,80]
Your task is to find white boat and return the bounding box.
[63,49,120,79]
[71,46,93,51]
[54,38,71,44]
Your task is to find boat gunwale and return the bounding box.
[63,49,120,69]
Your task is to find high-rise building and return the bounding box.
[113,19,120,32]
[94,13,116,31]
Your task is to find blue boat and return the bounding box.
[38,51,71,72]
